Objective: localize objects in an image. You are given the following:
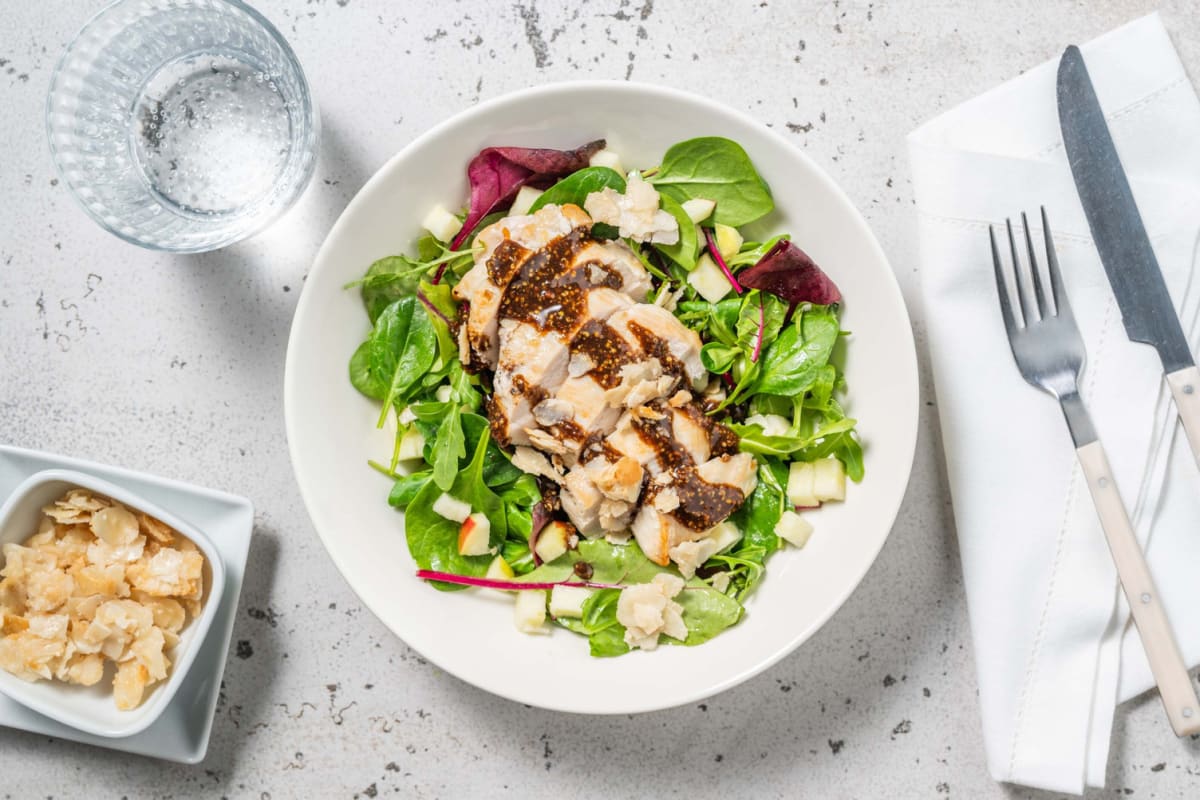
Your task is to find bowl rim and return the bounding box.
[284,79,919,713]
[0,467,227,737]
[43,0,320,254]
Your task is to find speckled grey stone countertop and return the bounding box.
[1,1,1198,797]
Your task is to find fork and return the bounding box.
[991,207,1200,737]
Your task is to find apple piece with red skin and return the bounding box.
[458,512,492,556]
[533,520,575,564]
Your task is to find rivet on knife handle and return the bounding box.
[1166,367,1200,463]
[1077,441,1200,737]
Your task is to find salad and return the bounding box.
[346,136,861,656]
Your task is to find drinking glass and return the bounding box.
[46,0,319,253]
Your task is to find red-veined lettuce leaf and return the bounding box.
[738,240,841,306]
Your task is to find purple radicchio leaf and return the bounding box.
[447,139,606,252]
[738,239,842,306]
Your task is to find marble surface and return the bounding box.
[1,1,1198,797]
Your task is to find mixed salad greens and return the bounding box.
[346,136,861,656]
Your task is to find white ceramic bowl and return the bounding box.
[285,82,918,714]
[0,468,225,737]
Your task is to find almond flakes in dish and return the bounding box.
[0,489,205,710]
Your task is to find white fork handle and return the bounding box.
[1166,366,1200,467]
[1076,440,1200,737]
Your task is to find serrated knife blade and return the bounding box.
[1057,45,1200,464]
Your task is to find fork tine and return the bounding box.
[1006,218,1036,325]
[990,225,1021,334]
[1022,211,1051,319]
[1041,206,1071,319]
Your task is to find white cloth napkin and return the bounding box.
[908,14,1200,795]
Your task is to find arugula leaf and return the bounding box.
[432,405,465,491]
[529,166,626,212]
[727,234,790,268]
[649,137,774,227]
[369,296,438,427]
[731,417,857,457]
[354,250,470,324]
[404,433,508,590]
[654,193,700,271]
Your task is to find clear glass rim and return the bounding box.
[45,0,320,254]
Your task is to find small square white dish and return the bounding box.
[0,468,226,738]
[0,445,253,763]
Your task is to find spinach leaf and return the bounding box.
[404,433,508,590]
[529,166,626,212]
[674,583,743,645]
[753,307,839,397]
[521,540,743,651]
[649,137,774,227]
[729,461,787,555]
[388,470,431,508]
[349,340,386,400]
[462,413,523,487]
[701,342,738,374]
[370,297,438,426]
[587,626,631,657]
[654,193,700,271]
[354,255,431,324]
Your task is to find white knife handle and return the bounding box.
[1167,366,1200,467]
[1076,440,1200,737]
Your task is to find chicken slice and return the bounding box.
[632,453,758,567]
[607,304,707,389]
[490,320,570,447]
[631,504,692,566]
[474,203,591,266]
[574,240,654,302]
[695,452,758,497]
[455,204,592,370]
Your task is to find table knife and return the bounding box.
[1058,45,1200,463]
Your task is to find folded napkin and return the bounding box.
[908,14,1200,795]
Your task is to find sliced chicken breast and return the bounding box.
[607,304,707,389]
[456,204,592,370]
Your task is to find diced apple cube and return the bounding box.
[687,253,733,304]
[589,149,625,175]
[714,224,743,260]
[458,512,492,556]
[534,520,573,564]
[485,554,515,581]
[432,493,471,523]
[744,413,790,437]
[435,384,453,403]
[681,198,716,224]
[777,510,814,548]
[514,590,549,634]
[812,458,846,502]
[509,185,544,215]
[549,585,592,619]
[397,427,425,461]
[787,462,819,508]
[422,204,463,243]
